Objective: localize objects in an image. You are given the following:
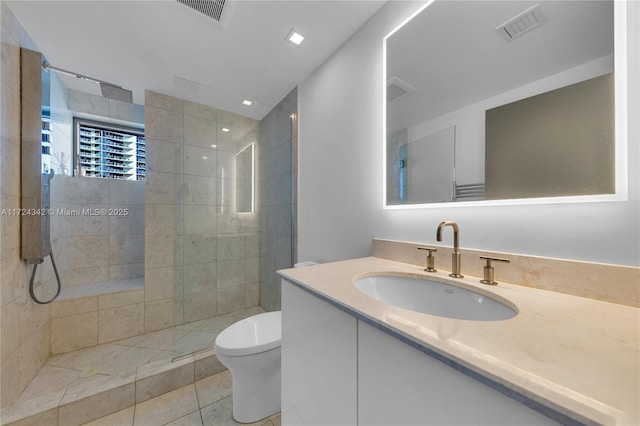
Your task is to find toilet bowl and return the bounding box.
[215,311,282,423]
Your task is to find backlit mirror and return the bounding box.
[235,143,255,213]
[384,0,626,207]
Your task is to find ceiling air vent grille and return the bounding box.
[177,0,226,22]
[497,3,545,41]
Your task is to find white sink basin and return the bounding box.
[353,275,517,321]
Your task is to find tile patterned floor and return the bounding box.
[17,306,265,405]
[83,370,282,426]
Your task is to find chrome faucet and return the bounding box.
[436,221,463,278]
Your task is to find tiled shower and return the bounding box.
[0,1,298,411]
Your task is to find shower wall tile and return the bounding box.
[51,296,97,319]
[183,205,216,235]
[145,106,184,144]
[65,207,110,237]
[146,203,182,236]
[183,291,217,323]
[184,114,217,149]
[183,262,216,295]
[144,91,260,333]
[64,177,110,204]
[146,91,185,113]
[51,312,98,355]
[98,288,144,310]
[184,175,216,205]
[146,171,183,205]
[146,138,183,174]
[49,176,144,291]
[259,87,297,312]
[110,234,145,265]
[146,235,179,268]
[65,266,110,287]
[216,286,244,314]
[216,260,243,289]
[144,297,184,333]
[184,144,217,177]
[109,205,144,235]
[97,303,145,344]
[144,266,183,302]
[109,263,144,281]
[183,235,216,265]
[184,100,217,121]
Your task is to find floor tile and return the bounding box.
[47,343,128,371]
[200,396,266,426]
[169,331,217,355]
[164,410,203,426]
[82,406,134,426]
[134,328,190,350]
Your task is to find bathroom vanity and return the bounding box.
[278,256,639,426]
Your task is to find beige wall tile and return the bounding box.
[145,266,183,302]
[98,289,144,310]
[217,286,244,314]
[146,138,183,174]
[145,106,184,144]
[109,234,145,266]
[183,291,217,323]
[51,312,97,355]
[51,296,97,319]
[144,297,184,333]
[145,91,184,113]
[183,262,216,295]
[98,303,145,344]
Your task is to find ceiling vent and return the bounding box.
[387,76,417,103]
[177,0,227,23]
[496,3,545,41]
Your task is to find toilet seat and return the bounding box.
[215,311,281,357]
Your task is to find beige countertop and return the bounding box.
[278,257,640,426]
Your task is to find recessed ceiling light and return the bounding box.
[222,127,230,132]
[242,100,252,106]
[211,144,217,148]
[286,28,304,46]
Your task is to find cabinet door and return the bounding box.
[358,321,559,425]
[281,280,358,425]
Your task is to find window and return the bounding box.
[74,119,145,181]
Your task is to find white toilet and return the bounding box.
[215,311,282,423]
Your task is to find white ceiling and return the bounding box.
[8,0,386,120]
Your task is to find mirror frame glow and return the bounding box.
[382,0,628,209]
[235,142,255,214]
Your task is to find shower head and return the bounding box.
[100,83,133,103]
[42,61,133,103]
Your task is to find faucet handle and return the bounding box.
[479,256,510,285]
[417,247,437,272]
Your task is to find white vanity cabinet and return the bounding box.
[357,321,558,425]
[282,279,561,425]
[281,280,358,425]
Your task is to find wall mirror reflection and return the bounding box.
[385,0,620,206]
[236,143,255,213]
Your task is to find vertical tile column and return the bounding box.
[144,91,185,332]
[182,101,218,322]
[0,1,50,407]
